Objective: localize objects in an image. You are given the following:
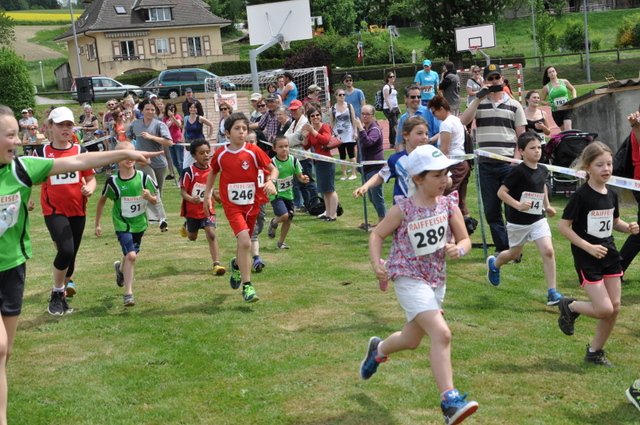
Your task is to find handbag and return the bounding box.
[324,135,343,150]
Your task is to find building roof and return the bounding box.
[55,0,230,41]
[566,78,640,109]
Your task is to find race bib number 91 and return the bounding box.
[228,182,255,205]
[408,213,448,256]
[50,171,80,185]
[587,208,614,239]
[121,196,146,218]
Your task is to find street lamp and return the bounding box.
[68,0,83,77]
[583,0,591,82]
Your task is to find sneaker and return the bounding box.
[123,294,135,307]
[212,263,226,276]
[242,283,259,303]
[441,391,479,425]
[159,219,168,232]
[180,223,187,238]
[61,295,74,314]
[277,242,289,249]
[268,218,278,239]
[295,206,307,213]
[626,379,640,412]
[65,280,77,298]
[486,255,500,286]
[317,212,327,219]
[252,257,266,273]
[229,258,241,290]
[546,290,563,306]
[584,345,613,367]
[347,174,357,180]
[47,291,65,316]
[360,336,387,380]
[558,297,580,336]
[340,176,348,181]
[114,261,124,287]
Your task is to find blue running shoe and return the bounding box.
[359,337,387,380]
[546,289,563,306]
[441,390,479,425]
[229,258,241,290]
[65,280,77,298]
[486,255,500,286]
[252,257,265,273]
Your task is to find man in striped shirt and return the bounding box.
[460,63,526,253]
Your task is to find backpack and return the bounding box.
[374,86,385,111]
[613,134,633,178]
[306,196,344,217]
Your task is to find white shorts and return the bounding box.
[393,276,446,322]
[507,218,551,248]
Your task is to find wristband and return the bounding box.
[458,247,466,257]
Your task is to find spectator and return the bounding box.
[78,103,99,142]
[285,100,318,211]
[466,65,484,107]
[303,84,322,105]
[275,106,292,138]
[183,100,214,170]
[524,90,551,141]
[217,102,233,144]
[343,73,366,118]
[249,93,263,123]
[382,72,400,149]
[162,102,184,177]
[250,93,280,143]
[355,105,385,228]
[181,88,197,117]
[414,59,439,107]
[395,84,440,147]
[331,88,358,180]
[279,72,298,107]
[618,108,640,274]
[439,61,461,116]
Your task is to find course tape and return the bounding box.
[475,149,640,192]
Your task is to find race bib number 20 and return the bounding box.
[587,208,614,239]
[407,212,448,256]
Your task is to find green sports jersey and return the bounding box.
[0,157,54,272]
[101,170,157,233]
[270,154,302,201]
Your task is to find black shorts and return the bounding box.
[186,216,216,233]
[552,109,571,127]
[573,248,622,286]
[0,263,26,316]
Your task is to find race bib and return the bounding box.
[257,169,265,188]
[422,86,434,95]
[407,212,448,256]
[228,182,255,205]
[121,196,146,218]
[553,96,568,107]
[520,191,544,215]
[276,176,293,192]
[0,193,21,236]
[587,208,614,238]
[191,182,206,200]
[50,171,80,185]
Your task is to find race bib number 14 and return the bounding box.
[407,213,448,256]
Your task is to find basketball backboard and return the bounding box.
[455,24,496,52]
[247,0,313,46]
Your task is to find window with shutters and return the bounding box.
[156,38,169,55]
[187,37,202,57]
[120,40,135,59]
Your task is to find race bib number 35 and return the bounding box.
[587,208,614,238]
[121,196,146,218]
[407,213,448,256]
[50,171,80,185]
[228,182,255,205]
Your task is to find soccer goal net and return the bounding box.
[458,63,525,102]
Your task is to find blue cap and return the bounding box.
[423,59,432,67]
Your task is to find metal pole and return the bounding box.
[530,0,538,68]
[39,61,45,89]
[583,0,592,82]
[389,26,396,67]
[68,0,83,77]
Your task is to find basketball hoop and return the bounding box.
[279,40,291,51]
[469,47,480,56]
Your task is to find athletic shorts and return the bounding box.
[507,218,551,247]
[116,231,144,256]
[573,249,622,286]
[393,276,446,322]
[223,204,260,237]
[186,215,216,233]
[271,197,295,219]
[0,263,26,316]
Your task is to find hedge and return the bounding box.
[0,48,35,116]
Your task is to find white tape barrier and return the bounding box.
[475,149,640,192]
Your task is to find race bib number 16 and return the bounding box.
[407,213,448,256]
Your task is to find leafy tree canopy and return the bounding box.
[0,9,15,47]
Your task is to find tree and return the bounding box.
[414,0,508,62]
[311,0,356,35]
[0,48,35,115]
[0,10,15,47]
[534,0,557,59]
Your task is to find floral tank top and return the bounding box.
[387,192,458,288]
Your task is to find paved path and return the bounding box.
[14,26,64,61]
[35,95,74,106]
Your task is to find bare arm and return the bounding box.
[459,97,480,126]
[94,195,107,237]
[203,169,218,217]
[439,130,451,155]
[444,205,472,260]
[199,116,215,138]
[354,171,384,197]
[497,184,531,212]
[558,219,607,259]
[369,205,403,282]
[50,150,159,176]
[565,79,577,99]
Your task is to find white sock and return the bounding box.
[52,287,65,293]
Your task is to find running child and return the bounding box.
[180,139,226,276]
[203,113,278,303]
[39,107,97,315]
[557,141,639,366]
[0,105,158,425]
[95,141,159,307]
[267,135,309,249]
[362,144,478,425]
[485,132,563,305]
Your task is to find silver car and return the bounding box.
[71,76,144,101]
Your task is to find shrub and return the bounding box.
[116,71,157,86]
[210,59,285,76]
[615,14,640,48]
[283,44,332,70]
[559,21,600,52]
[0,48,35,115]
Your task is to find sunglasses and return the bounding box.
[408,95,421,99]
[107,103,116,107]
[337,93,345,97]
[257,104,266,107]
[388,75,395,78]
[219,107,229,111]
[487,75,501,82]
[344,79,353,83]
[310,113,321,118]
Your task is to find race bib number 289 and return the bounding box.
[407,213,448,256]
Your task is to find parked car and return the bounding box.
[71,76,143,101]
[155,68,235,99]
[141,77,158,99]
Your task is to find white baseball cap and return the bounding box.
[48,107,75,124]
[250,93,262,101]
[405,145,461,176]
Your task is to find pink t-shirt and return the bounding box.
[163,114,183,143]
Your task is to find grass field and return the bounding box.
[9,159,640,424]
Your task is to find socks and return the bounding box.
[52,287,65,293]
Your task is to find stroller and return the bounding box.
[542,130,597,196]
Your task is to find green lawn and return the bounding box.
[10,161,640,424]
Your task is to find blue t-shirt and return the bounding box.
[283,82,298,106]
[345,88,365,118]
[379,150,409,202]
[414,70,440,102]
[395,105,441,145]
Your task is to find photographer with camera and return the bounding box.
[460,63,527,254]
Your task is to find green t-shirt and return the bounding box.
[101,170,157,233]
[546,80,569,112]
[0,157,54,272]
[270,154,302,201]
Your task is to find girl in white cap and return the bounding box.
[362,144,478,425]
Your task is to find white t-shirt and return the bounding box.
[438,114,465,157]
[383,84,398,110]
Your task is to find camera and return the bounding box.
[489,84,504,93]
